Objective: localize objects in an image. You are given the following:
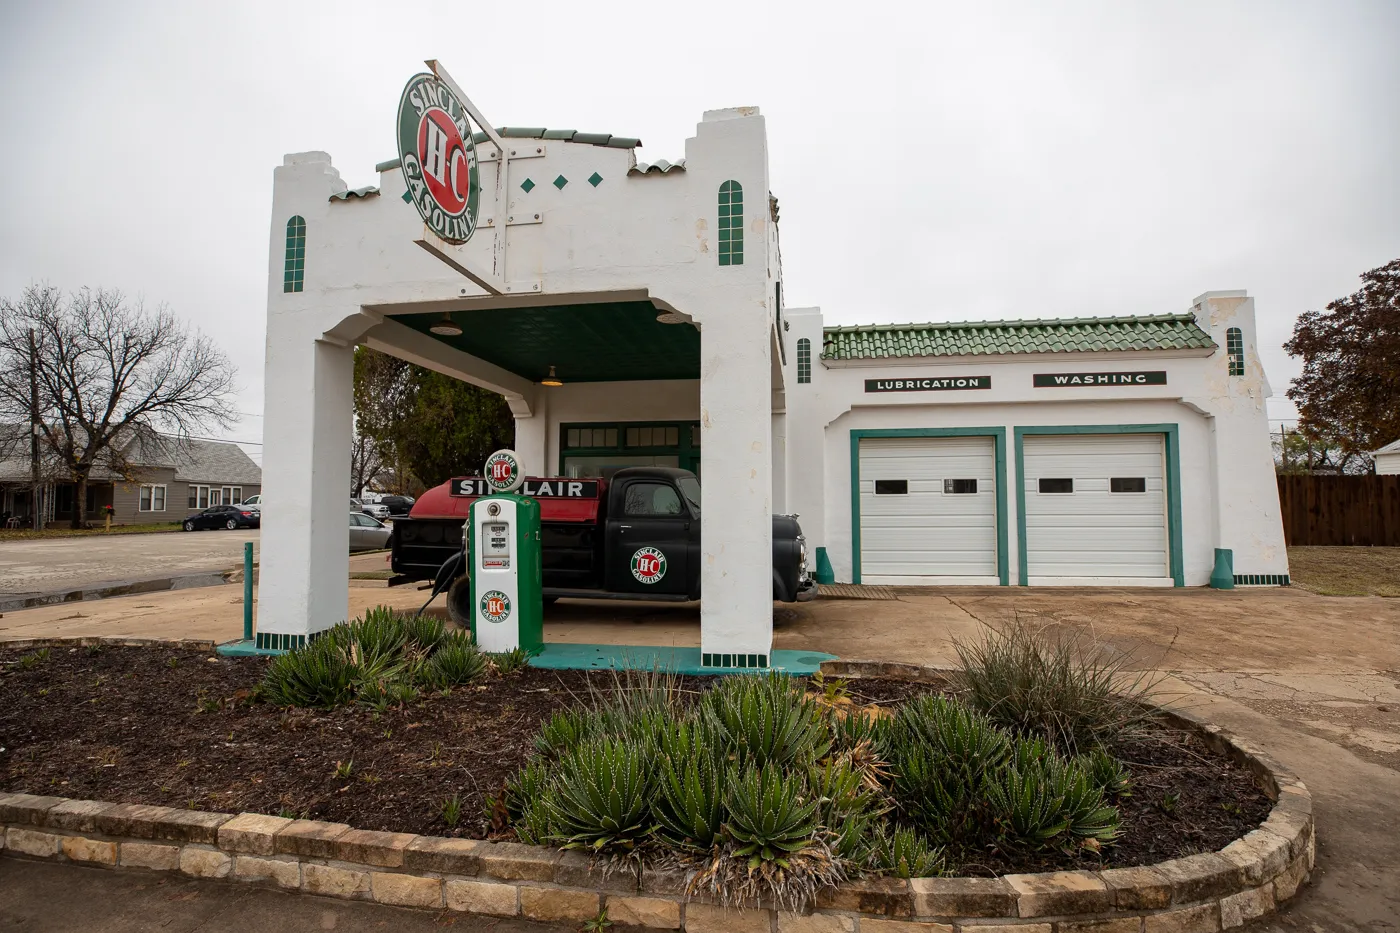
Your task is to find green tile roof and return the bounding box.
[821,313,1216,361]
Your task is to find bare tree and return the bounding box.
[350,420,385,498]
[0,285,237,527]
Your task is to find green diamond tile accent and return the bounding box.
[401,190,413,204]
[588,172,603,187]
[553,175,568,190]
[520,178,536,193]
[821,314,1218,361]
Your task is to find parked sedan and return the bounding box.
[349,512,392,551]
[183,505,261,531]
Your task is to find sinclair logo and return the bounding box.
[397,73,481,244]
[480,590,511,624]
[630,547,668,585]
[483,449,523,493]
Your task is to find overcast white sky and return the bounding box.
[3,0,1397,464]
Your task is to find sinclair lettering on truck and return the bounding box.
[391,467,816,626]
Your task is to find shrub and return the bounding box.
[261,638,355,708]
[864,825,945,878]
[655,753,726,850]
[985,753,1119,850]
[504,759,555,845]
[546,737,655,852]
[423,632,488,687]
[489,646,534,674]
[953,620,1159,754]
[403,614,446,652]
[703,673,830,769]
[724,765,819,868]
[1080,746,1133,799]
[537,707,602,758]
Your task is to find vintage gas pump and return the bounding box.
[467,450,543,653]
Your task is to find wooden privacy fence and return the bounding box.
[1277,474,1400,546]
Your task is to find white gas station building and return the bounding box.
[257,67,1288,662]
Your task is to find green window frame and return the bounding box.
[283,215,306,293]
[1226,327,1244,376]
[718,180,743,266]
[796,338,811,384]
[560,421,702,476]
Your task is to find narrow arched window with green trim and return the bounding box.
[1226,327,1244,375]
[284,216,306,293]
[718,181,743,266]
[796,337,811,384]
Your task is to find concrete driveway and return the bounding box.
[0,529,261,598]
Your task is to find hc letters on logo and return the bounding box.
[630,547,667,584]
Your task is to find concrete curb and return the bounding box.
[0,571,234,614]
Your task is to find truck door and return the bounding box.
[605,479,691,596]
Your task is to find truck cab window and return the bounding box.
[624,483,684,516]
[677,475,701,514]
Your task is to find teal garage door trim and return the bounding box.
[1013,424,1184,587]
[849,427,1009,586]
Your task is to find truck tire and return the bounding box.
[446,575,473,631]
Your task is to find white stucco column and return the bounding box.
[257,333,355,644]
[683,107,775,664]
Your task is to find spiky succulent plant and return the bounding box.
[724,766,819,869]
[546,737,655,852]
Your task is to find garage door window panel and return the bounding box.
[874,480,907,495]
[1038,478,1074,494]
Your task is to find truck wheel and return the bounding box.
[446,575,474,630]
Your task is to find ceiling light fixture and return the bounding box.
[541,365,563,387]
[655,311,688,324]
[429,313,462,336]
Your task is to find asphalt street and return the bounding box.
[0,530,260,597]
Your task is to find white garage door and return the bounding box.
[1022,434,1168,582]
[858,436,998,583]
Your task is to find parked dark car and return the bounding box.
[183,505,261,531]
[379,495,416,516]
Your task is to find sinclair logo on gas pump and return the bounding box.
[479,590,512,624]
[630,547,668,585]
[397,73,481,244]
[483,449,524,493]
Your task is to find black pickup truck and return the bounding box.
[391,466,815,625]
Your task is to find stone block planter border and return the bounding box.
[0,657,1312,932]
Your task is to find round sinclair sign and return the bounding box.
[630,547,668,585]
[480,590,511,624]
[397,73,481,244]
[483,449,524,493]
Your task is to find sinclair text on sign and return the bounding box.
[397,73,481,244]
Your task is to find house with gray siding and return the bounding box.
[0,431,260,527]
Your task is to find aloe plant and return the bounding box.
[865,825,945,878]
[260,637,355,708]
[546,738,655,851]
[724,766,819,869]
[654,753,727,849]
[423,631,488,687]
[703,673,831,768]
[1079,746,1133,799]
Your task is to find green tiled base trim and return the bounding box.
[528,643,834,675]
[1234,574,1291,586]
[702,652,768,670]
[255,632,308,651]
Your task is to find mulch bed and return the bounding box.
[0,645,1271,875]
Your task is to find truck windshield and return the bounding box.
[678,476,701,515]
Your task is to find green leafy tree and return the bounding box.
[352,347,513,491]
[1284,258,1400,469]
